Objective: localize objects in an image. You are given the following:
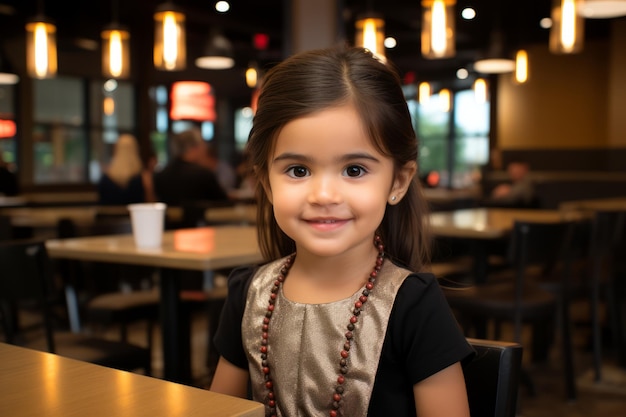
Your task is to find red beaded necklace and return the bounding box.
[260,235,385,417]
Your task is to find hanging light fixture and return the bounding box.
[246,61,258,88]
[418,81,431,105]
[473,78,487,103]
[577,0,626,18]
[154,2,186,71]
[195,29,235,70]
[514,49,529,83]
[0,46,19,85]
[354,14,386,63]
[438,88,451,112]
[474,31,516,74]
[421,0,456,59]
[550,0,584,54]
[25,1,57,79]
[101,0,130,79]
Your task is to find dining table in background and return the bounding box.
[559,196,626,212]
[46,225,263,384]
[429,207,586,283]
[0,342,264,417]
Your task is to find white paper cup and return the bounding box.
[127,203,167,248]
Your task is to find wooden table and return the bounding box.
[46,226,263,383]
[429,208,585,283]
[0,343,264,417]
[559,196,626,212]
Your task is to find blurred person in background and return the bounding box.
[97,134,155,205]
[0,152,19,196]
[200,142,237,194]
[487,160,536,208]
[154,127,228,206]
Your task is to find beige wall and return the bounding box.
[608,18,626,147]
[496,19,626,150]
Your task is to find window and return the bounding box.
[414,87,490,188]
[0,84,17,172]
[33,77,87,184]
[32,76,136,185]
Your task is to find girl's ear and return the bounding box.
[388,161,417,205]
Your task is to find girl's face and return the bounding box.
[265,104,415,260]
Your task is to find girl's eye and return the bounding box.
[344,165,366,177]
[287,166,309,178]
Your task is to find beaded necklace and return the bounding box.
[260,235,385,417]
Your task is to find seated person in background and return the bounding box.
[487,161,536,207]
[0,153,19,196]
[199,142,237,193]
[97,134,155,205]
[153,128,228,206]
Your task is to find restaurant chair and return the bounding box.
[0,239,152,375]
[56,217,160,350]
[588,209,626,379]
[464,338,523,417]
[444,220,579,401]
[0,215,11,241]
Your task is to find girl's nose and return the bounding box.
[308,175,341,205]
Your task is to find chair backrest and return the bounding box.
[463,338,523,417]
[507,220,578,340]
[0,239,56,352]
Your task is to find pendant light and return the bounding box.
[550,0,584,54]
[195,29,235,70]
[418,81,431,105]
[355,13,386,63]
[577,0,626,18]
[25,1,57,79]
[0,46,19,85]
[246,61,258,88]
[514,49,529,83]
[421,0,456,59]
[473,78,487,103]
[101,0,130,79]
[154,2,186,71]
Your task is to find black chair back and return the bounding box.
[0,239,57,351]
[464,338,523,417]
[507,220,577,341]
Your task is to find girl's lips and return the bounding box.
[304,218,349,230]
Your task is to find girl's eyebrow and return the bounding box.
[273,152,381,164]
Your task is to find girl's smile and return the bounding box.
[266,104,397,261]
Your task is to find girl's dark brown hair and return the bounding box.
[246,45,431,272]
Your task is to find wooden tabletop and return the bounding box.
[559,197,626,212]
[429,208,584,239]
[0,343,264,417]
[46,225,263,271]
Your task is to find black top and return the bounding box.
[153,159,228,206]
[97,173,145,205]
[214,264,474,416]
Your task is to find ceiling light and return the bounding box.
[102,0,130,79]
[550,0,584,54]
[355,14,386,63]
[421,0,456,59]
[474,31,515,74]
[25,13,57,79]
[473,78,487,103]
[154,2,187,71]
[195,30,235,70]
[577,0,626,18]
[514,50,529,83]
[0,47,19,85]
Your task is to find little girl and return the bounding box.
[210,46,473,416]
